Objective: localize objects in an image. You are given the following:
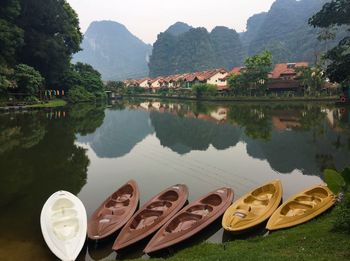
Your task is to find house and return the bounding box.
[268,62,309,92]
[205,68,229,90]
[138,78,151,88]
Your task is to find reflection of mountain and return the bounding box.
[150,111,243,154]
[245,127,350,175]
[78,109,154,158]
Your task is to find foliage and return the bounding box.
[67,85,95,103]
[309,0,350,84]
[13,64,44,95]
[333,193,350,234]
[16,0,82,86]
[324,167,350,234]
[105,81,126,92]
[63,62,106,102]
[324,169,346,194]
[192,83,217,98]
[228,51,272,95]
[296,66,326,95]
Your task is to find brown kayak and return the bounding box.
[87,180,139,240]
[113,184,189,251]
[144,187,234,254]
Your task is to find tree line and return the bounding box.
[0,0,105,103]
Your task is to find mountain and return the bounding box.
[165,22,192,36]
[73,21,152,81]
[242,0,346,63]
[149,23,243,77]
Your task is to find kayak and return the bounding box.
[267,184,336,230]
[144,187,234,254]
[113,184,188,251]
[40,190,87,261]
[88,180,139,240]
[222,180,282,232]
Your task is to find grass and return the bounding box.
[124,207,350,261]
[28,99,67,108]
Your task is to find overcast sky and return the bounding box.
[67,0,276,44]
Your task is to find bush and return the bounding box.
[24,96,40,103]
[67,85,95,103]
[333,193,350,234]
[14,64,44,96]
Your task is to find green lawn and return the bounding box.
[28,99,67,108]
[126,207,349,261]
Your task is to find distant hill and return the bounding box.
[241,0,346,63]
[165,22,193,36]
[149,23,243,77]
[73,21,152,81]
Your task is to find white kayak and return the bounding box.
[40,191,87,261]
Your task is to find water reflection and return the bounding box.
[0,104,105,260]
[0,100,349,260]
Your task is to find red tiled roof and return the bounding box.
[271,62,308,79]
[231,67,243,75]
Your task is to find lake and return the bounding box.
[0,99,349,260]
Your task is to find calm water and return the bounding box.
[0,99,350,260]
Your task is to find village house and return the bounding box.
[267,62,308,92]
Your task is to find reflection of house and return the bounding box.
[210,108,228,122]
[268,62,308,92]
[271,110,302,131]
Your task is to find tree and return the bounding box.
[0,0,23,67]
[105,81,125,92]
[230,51,272,95]
[192,83,217,98]
[14,64,44,96]
[17,0,82,86]
[296,66,326,95]
[309,0,350,84]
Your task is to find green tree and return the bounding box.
[192,83,217,98]
[309,0,350,84]
[105,81,125,92]
[14,64,44,96]
[17,0,82,86]
[230,51,272,95]
[296,66,326,95]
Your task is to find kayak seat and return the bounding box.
[200,194,222,206]
[294,195,321,207]
[111,184,134,202]
[130,209,163,230]
[52,218,79,240]
[305,187,328,199]
[244,195,269,206]
[147,200,172,211]
[51,209,78,221]
[165,212,202,233]
[186,204,213,217]
[105,198,130,208]
[52,198,74,211]
[280,202,313,217]
[159,191,179,202]
[98,207,126,217]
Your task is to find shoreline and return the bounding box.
[125,94,339,103]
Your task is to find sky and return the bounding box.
[67,0,276,44]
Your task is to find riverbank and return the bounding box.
[126,206,349,261]
[125,94,339,103]
[0,99,67,111]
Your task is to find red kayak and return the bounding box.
[144,187,234,254]
[87,180,139,240]
[113,184,189,251]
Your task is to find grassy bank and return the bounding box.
[125,207,349,261]
[28,99,67,108]
[126,94,339,103]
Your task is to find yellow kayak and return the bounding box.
[266,185,336,231]
[222,180,282,232]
